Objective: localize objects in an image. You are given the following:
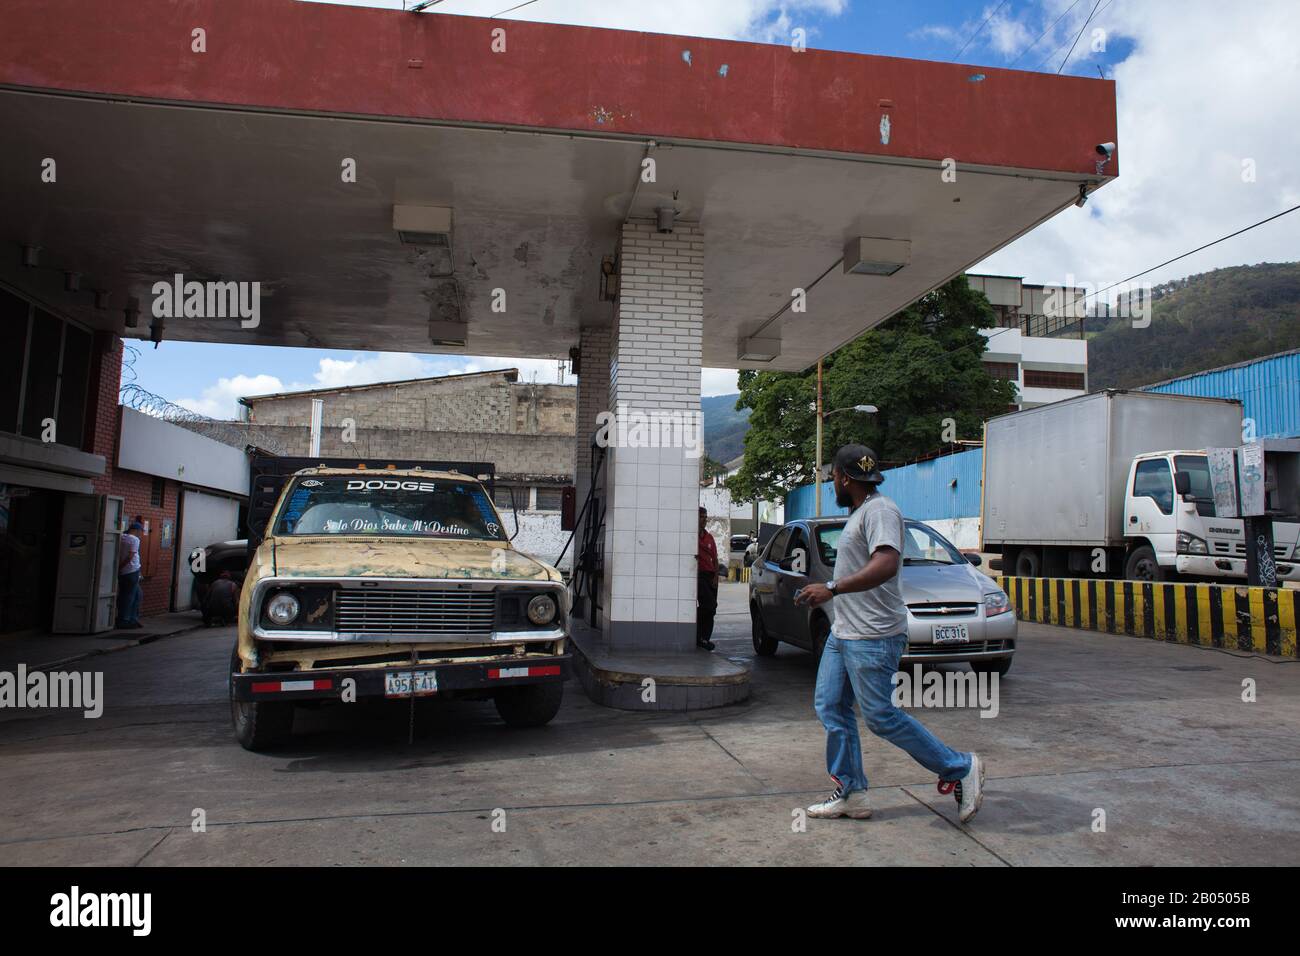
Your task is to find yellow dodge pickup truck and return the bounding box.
[229,459,570,750]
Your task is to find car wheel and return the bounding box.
[810,614,830,666]
[971,658,1013,677]
[1124,545,1165,582]
[494,681,564,727]
[229,648,294,751]
[751,601,778,656]
[1014,548,1041,578]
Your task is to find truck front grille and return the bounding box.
[1211,541,1289,558]
[334,589,496,637]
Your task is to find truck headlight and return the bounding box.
[983,590,1011,617]
[526,594,557,626]
[1176,531,1208,555]
[265,592,301,625]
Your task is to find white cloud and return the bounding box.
[702,367,740,397]
[176,374,286,418]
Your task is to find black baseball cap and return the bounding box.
[832,444,885,485]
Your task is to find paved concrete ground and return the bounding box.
[1,583,1297,866]
[0,610,206,671]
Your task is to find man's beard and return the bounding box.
[834,485,854,508]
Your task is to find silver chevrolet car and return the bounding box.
[748,516,1016,675]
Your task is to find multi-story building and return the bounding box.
[966,273,1090,409]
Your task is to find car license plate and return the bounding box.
[384,670,438,698]
[932,624,969,645]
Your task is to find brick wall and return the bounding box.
[86,335,181,615]
[244,371,575,437]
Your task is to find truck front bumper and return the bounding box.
[231,654,571,702]
[1175,555,1298,582]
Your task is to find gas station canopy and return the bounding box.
[1,0,1117,370]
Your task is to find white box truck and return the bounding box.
[981,390,1300,583]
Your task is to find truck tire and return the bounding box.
[1014,548,1041,578]
[1124,545,1166,582]
[494,680,564,727]
[229,650,294,751]
[751,601,779,656]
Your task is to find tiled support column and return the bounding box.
[574,324,611,514]
[600,220,704,651]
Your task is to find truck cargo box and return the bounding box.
[982,390,1242,548]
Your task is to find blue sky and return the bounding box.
[134,1,1299,413]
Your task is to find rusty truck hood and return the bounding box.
[257,535,559,583]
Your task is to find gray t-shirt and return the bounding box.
[831,493,907,640]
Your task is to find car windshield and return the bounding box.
[273,476,506,541]
[903,522,962,565]
[1173,455,1216,517]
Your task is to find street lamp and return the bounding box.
[813,366,876,517]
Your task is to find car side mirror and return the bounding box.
[964,553,982,566]
[1173,472,1191,496]
[777,556,794,571]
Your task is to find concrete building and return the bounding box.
[2,0,1118,704]
[966,273,1090,409]
[239,369,577,570]
[1,285,247,634]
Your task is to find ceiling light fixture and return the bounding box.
[842,237,910,276]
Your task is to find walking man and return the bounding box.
[794,445,984,822]
[116,519,144,629]
[696,507,719,651]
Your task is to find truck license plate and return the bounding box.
[384,670,438,698]
[932,624,969,645]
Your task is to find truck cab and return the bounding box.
[229,462,570,750]
[1123,450,1299,582]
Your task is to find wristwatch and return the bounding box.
[826,580,838,595]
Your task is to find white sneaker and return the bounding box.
[957,753,985,823]
[807,785,872,819]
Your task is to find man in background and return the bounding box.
[203,570,240,627]
[696,507,719,651]
[116,519,144,629]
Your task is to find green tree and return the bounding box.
[727,277,1016,503]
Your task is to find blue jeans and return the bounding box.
[117,571,141,626]
[814,632,970,793]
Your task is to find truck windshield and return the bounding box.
[272,476,506,541]
[1173,455,1216,517]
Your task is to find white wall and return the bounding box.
[499,509,571,573]
[174,489,241,609]
[118,407,249,496]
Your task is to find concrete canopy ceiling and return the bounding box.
[0,0,1118,372]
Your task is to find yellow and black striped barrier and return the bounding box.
[996,576,1298,659]
[728,566,751,583]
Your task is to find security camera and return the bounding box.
[656,206,676,233]
[1095,142,1115,175]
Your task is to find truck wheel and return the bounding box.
[1014,548,1041,577]
[751,601,779,656]
[1124,545,1165,582]
[495,680,564,727]
[229,649,294,751]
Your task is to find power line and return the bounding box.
[930,200,1300,366]
[1080,202,1300,305]
[493,0,541,17]
[952,0,1011,62]
[1057,0,1103,74]
[1008,0,1085,66]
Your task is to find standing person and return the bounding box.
[794,445,984,822]
[696,507,719,651]
[116,519,144,629]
